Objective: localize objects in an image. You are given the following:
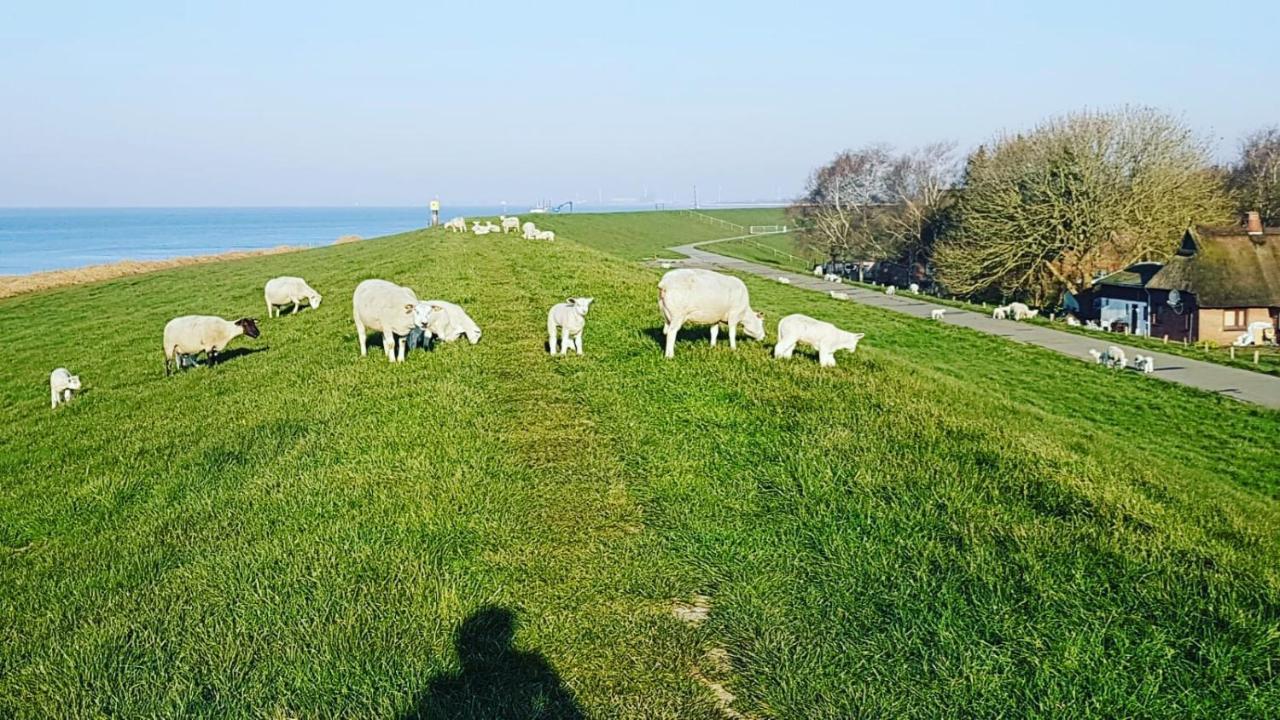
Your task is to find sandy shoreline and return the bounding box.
[0,244,311,300]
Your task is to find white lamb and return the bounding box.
[414,300,482,345]
[992,305,1010,320]
[658,268,765,358]
[812,265,824,277]
[823,273,843,284]
[445,217,467,232]
[909,283,920,294]
[774,314,865,367]
[163,315,261,374]
[884,285,896,296]
[353,279,419,363]
[264,276,322,317]
[1089,348,1105,364]
[829,291,850,300]
[547,297,594,355]
[50,367,82,409]
[1065,314,1081,326]
[1106,345,1127,369]
[931,308,946,320]
[536,230,556,241]
[522,222,539,240]
[485,221,501,233]
[1134,354,1155,373]
[501,216,521,234]
[776,276,791,285]
[1009,302,1038,321]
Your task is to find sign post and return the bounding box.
[429,199,440,227]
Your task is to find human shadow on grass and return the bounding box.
[400,606,585,720]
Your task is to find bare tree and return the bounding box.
[934,107,1232,303]
[881,142,960,265]
[1225,127,1280,225]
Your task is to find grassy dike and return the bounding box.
[1,211,1278,718]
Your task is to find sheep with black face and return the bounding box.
[163,316,260,374]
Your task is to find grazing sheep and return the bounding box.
[658,268,765,358]
[1134,354,1156,373]
[931,308,946,320]
[909,283,920,294]
[1085,320,1101,329]
[445,217,467,232]
[1100,319,1115,332]
[163,315,261,375]
[1106,345,1127,369]
[536,230,556,241]
[1089,348,1105,364]
[264,276,322,317]
[547,297,594,355]
[414,300,482,345]
[774,314,864,367]
[1009,302,1038,321]
[829,291,850,300]
[992,305,1010,320]
[884,285,896,296]
[50,368,82,409]
[776,276,791,285]
[813,265,824,276]
[522,222,539,240]
[501,216,521,234]
[352,279,418,363]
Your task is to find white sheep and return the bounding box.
[471,221,493,236]
[353,279,418,363]
[812,265,824,277]
[50,367,82,409]
[658,268,765,358]
[776,276,791,285]
[829,291,850,300]
[1085,320,1101,329]
[931,308,946,320]
[823,273,843,284]
[522,222,539,240]
[1009,302,1038,321]
[909,283,920,294]
[1065,314,1081,326]
[1134,354,1155,373]
[1106,345,1127,369]
[414,300,482,345]
[485,221,501,233]
[547,297,594,355]
[992,305,1010,320]
[1088,348,1104,364]
[163,315,261,374]
[536,230,556,241]
[774,314,865,367]
[264,276,322,317]
[501,215,521,234]
[445,217,467,232]
[884,285,896,296]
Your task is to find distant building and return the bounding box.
[1077,212,1280,344]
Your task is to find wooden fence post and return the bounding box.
[1230,346,1236,360]
[1254,351,1260,365]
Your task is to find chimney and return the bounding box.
[1246,211,1264,236]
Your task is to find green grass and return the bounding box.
[695,208,790,227]
[2,211,1279,718]
[519,209,785,261]
[705,233,817,273]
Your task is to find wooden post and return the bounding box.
[1254,351,1260,365]
[1183,337,1188,347]
[1162,334,1168,344]
[1230,346,1236,360]
[1050,313,1055,322]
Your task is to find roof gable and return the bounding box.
[1147,225,1280,307]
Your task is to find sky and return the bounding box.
[1,1,1277,207]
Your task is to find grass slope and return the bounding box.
[1,212,1278,718]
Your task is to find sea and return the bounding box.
[0,204,664,275]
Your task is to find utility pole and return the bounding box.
[693,184,698,210]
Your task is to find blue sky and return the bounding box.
[2,1,1276,207]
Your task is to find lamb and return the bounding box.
[522,222,539,240]
[1085,320,1101,329]
[992,305,1010,320]
[352,279,419,363]
[1009,302,1038,320]
[536,230,556,241]
[1134,354,1156,373]
[163,315,261,374]
[264,276,322,317]
[50,368,82,409]
[445,217,467,232]
[823,273,843,284]
[931,308,946,320]
[1065,314,1081,326]
[884,285,896,296]
[501,215,521,234]
[658,268,765,358]
[909,283,920,294]
[776,276,791,285]
[829,291,850,300]
[1088,348,1105,364]
[813,265,824,277]
[774,314,865,367]
[1106,345,1127,369]
[472,221,492,236]
[485,221,501,233]
[546,297,594,355]
[413,300,482,345]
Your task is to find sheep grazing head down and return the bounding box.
[309,292,323,309]
[743,311,766,340]
[567,297,594,315]
[235,318,262,338]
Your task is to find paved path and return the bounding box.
[667,241,1280,410]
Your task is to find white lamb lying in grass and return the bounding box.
[776,276,791,285]
[50,367,82,409]
[823,273,843,284]
[414,300,482,344]
[774,314,864,367]
[547,297,594,355]
[536,230,556,241]
[829,291,850,300]
[931,308,946,320]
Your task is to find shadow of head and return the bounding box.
[456,606,517,669]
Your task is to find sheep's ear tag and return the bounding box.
[404,303,414,312]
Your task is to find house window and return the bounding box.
[1223,309,1247,330]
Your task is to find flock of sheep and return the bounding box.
[443,215,556,241]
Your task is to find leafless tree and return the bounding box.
[1225,126,1280,225]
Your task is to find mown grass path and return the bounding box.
[678,241,1280,409]
[2,214,1278,718]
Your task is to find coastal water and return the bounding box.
[0,205,660,275]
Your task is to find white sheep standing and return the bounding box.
[1009,302,1038,320]
[163,315,261,374]
[1106,345,1127,369]
[992,305,1010,320]
[445,217,467,232]
[1134,354,1155,373]
[884,285,896,296]
[829,291,850,300]
[909,283,920,294]
[931,308,946,320]
[774,314,865,367]
[522,222,539,240]
[658,268,765,358]
[264,276,322,317]
[546,297,594,355]
[1089,348,1105,364]
[50,367,82,409]
[500,216,521,234]
[776,276,791,285]
[414,300,483,345]
[812,265,824,277]
[353,279,419,363]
